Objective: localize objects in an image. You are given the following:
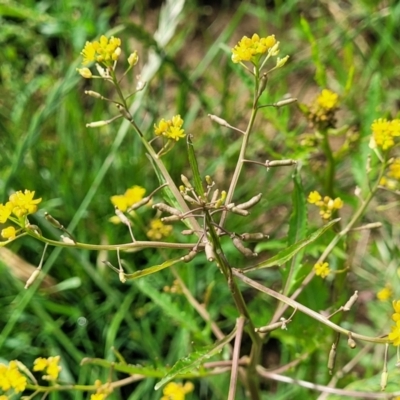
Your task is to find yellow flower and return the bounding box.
[154,115,185,141]
[77,67,93,78]
[0,203,12,223]
[316,89,339,110]
[128,51,139,67]
[8,190,42,218]
[81,35,122,65]
[231,33,277,64]
[307,191,322,204]
[377,287,392,301]
[33,356,61,381]
[110,185,146,213]
[388,322,400,346]
[161,381,194,400]
[1,226,16,240]
[91,394,106,400]
[388,158,400,180]
[371,118,399,151]
[314,262,330,278]
[0,395,9,400]
[0,361,27,394]
[147,219,173,240]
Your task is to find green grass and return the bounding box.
[1,1,400,399]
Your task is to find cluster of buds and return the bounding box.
[153,174,268,261]
[299,89,339,130]
[307,191,343,220]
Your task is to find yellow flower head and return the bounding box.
[81,35,122,65]
[0,203,12,223]
[147,218,173,240]
[316,89,339,111]
[377,287,392,301]
[8,190,42,218]
[154,115,185,141]
[314,262,330,278]
[308,191,343,221]
[307,191,322,204]
[0,361,27,394]
[231,33,277,64]
[388,322,400,346]
[371,118,400,151]
[110,185,146,213]
[33,356,61,381]
[161,381,194,400]
[388,158,400,180]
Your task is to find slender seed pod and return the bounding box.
[25,269,41,289]
[343,291,358,311]
[115,207,131,226]
[161,215,181,222]
[256,72,268,99]
[211,189,219,204]
[183,194,198,205]
[44,212,63,229]
[208,114,230,128]
[232,237,257,257]
[241,233,269,242]
[84,90,103,99]
[181,250,198,263]
[181,229,195,235]
[181,175,192,189]
[116,104,133,121]
[153,203,181,216]
[274,98,297,107]
[127,196,151,211]
[256,320,286,333]
[235,193,262,210]
[230,207,250,216]
[328,342,337,374]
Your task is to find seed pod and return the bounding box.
[128,196,151,211]
[241,233,269,242]
[256,319,286,333]
[115,207,131,226]
[61,235,75,244]
[211,189,219,204]
[205,242,215,262]
[380,371,388,391]
[119,270,126,283]
[235,193,262,210]
[161,215,181,222]
[181,250,198,263]
[183,194,198,205]
[274,98,297,107]
[343,291,358,311]
[230,207,250,216]
[153,203,181,216]
[328,343,337,374]
[181,175,192,189]
[208,114,230,128]
[25,269,41,289]
[116,104,132,121]
[347,336,356,349]
[84,90,103,99]
[257,73,268,99]
[181,229,194,235]
[232,237,257,257]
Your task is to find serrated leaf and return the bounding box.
[186,135,204,196]
[154,325,237,390]
[244,218,339,272]
[125,258,181,280]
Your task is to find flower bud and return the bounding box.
[276,55,289,68]
[208,114,230,128]
[77,67,92,79]
[153,203,181,216]
[128,51,139,66]
[181,175,192,189]
[84,90,103,99]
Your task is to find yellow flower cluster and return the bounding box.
[0,361,27,396]
[161,381,194,400]
[307,191,343,220]
[377,286,392,301]
[314,261,330,278]
[154,115,185,141]
[147,218,172,240]
[306,89,339,129]
[111,185,146,213]
[231,33,276,64]
[371,118,400,151]
[81,35,121,65]
[0,190,41,241]
[388,300,400,346]
[380,158,400,190]
[33,356,61,381]
[316,89,339,111]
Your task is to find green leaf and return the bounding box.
[186,135,205,196]
[154,325,237,390]
[244,218,339,272]
[125,258,181,280]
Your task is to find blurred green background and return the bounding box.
[1,0,400,398]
